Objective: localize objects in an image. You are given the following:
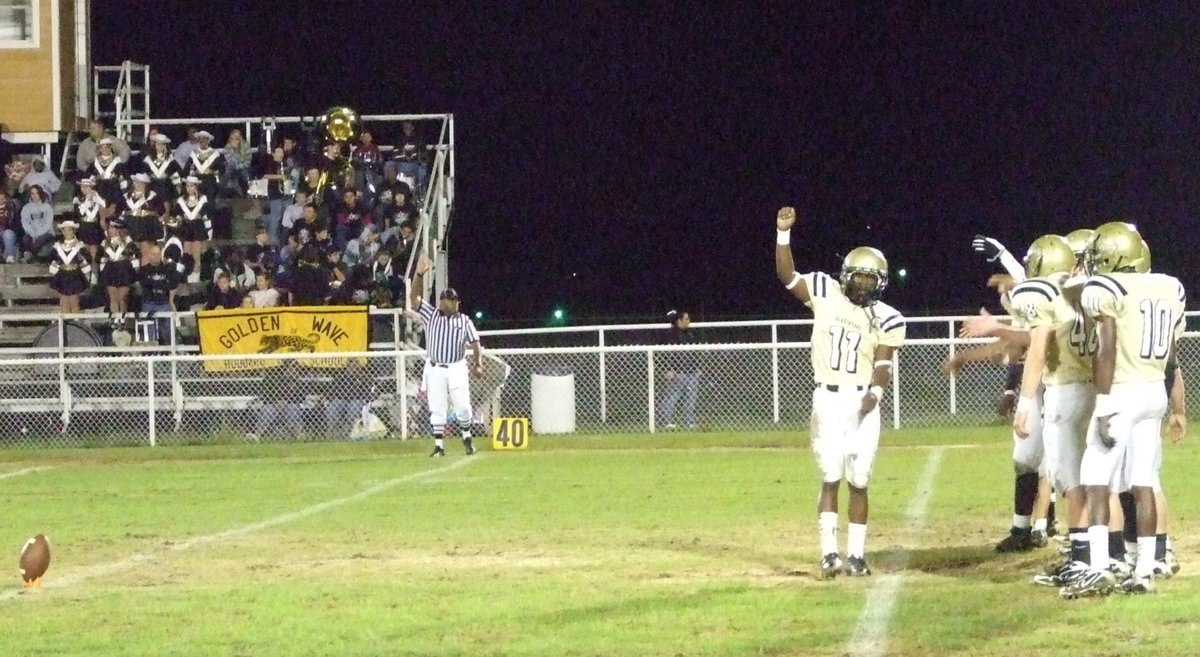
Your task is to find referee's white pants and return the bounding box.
[425,360,472,434]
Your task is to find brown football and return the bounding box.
[19,534,51,585]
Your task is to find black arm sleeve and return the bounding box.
[1165,357,1179,398]
[1004,362,1023,392]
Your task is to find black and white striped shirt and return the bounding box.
[419,300,480,364]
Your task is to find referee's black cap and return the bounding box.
[439,288,460,301]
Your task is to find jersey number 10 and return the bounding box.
[827,326,863,373]
[1139,298,1173,360]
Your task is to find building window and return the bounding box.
[0,0,38,49]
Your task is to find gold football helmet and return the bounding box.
[1024,235,1075,278]
[1064,229,1094,257]
[840,246,889,306]
[1087,221,1145,275]
[1134,239,1151,273]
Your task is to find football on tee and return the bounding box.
[19,534,51,586]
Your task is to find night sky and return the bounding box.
[94,3,1200,324]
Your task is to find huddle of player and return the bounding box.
[775,208,1183,599]
[959,223,1183,599]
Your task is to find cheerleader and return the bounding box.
[183,130,224,200]
[173,176,212,283]
[122,173,164,250]
[49,219,91,314]
[99,218,139,317]
[159,214,191,279]
[141,133,181,203]
[90,137,127,208]
[74,177,107,262]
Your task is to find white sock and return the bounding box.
[434,437,444,449]
[1125,540,1138,561]
[1167,535,1174,551]
[847,523,867,559]
[818,512,838,557]
[1013,514,1031,530]
[1033,517,1048,532]
[1088,526,1109,572]
[1136,537,1157,576]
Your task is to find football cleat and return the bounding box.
[1031,529,1049,548]
[845,556,872,577]
[996,527,1035,553]
[1060,569,1116,600]
[1152,561,1175,579]
[463,437,476,456]
[429,446,446,458]
[1033,560,1089,588]
[1118,573,1156,595]
[1108,559,1133,580]
[1165,549,1181,576]
[820,553,843,580]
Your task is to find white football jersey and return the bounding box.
[800,272,905,386]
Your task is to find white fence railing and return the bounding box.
[1,313,1197,448]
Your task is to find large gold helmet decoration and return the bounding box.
[1023,235,1075,279]
[1087,221,1145,275]
[1134,239,1151,274]
[320,106,360,144]
[840,246,889,307]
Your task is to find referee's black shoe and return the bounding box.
[463,437,476,455]
[430,446,446,458]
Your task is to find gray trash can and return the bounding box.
[530,367,576,434]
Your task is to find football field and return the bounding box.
[2,428,1198,656]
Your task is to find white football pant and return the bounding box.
[1041,382,1094,493]
[1079,381,1166,491]
[1012,391,1045,475]
[810,386,880,489]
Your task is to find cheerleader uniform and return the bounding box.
[74,193,107,246]
[123,189,163,243]
[99,235,139,288]
[91,154,127,206]
[49,238,92,296]
[174,194,212,243]
[184,145,225,201]
[141,151,181,203]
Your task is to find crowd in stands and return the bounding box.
[0,119,435,343]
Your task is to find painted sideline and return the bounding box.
[0,466,54,481]
[0,457,478,602]
[846,446,946,657]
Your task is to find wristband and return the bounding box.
[1003,390,1016,396]
[776,230,791,245]
[1093,393,1117,417]
[785,271,802,290]
[874,360,892,368]
[869,385,884,400]
[1015,396,1035,413]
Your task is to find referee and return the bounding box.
[410,256,484,457]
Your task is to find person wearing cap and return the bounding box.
[89,137,127,207]
[99,218,139,317]
[159,212,189,278]
[19,156,61,198]
[75,119,131,172]
[656,309,703,430]
[122,172,164,250]
[72,177,108,263]
[173,176,213,283]
[183,130,225,200]
[409,255,483,457]
[139,133,181,202]
[49,218,91,313]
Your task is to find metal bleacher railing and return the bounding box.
[2,312,1198,448]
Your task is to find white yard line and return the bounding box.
[846,447,946,657]
[0,466,54,481]
[1,457,478,601]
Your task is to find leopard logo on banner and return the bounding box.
[197,306,368,372]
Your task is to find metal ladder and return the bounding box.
[93,60,151,143]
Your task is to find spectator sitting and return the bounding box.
[76,119,132,172]
[311,221,335,259]
[288,244,331,306]
[0,188,18,263]
[332,188,372,250]
[222,129,253,196]
[344,222,381,268]
[20,185,56,263]
[247,271,280,308]
[3,156,29,195]
[327,245,348,288]
[370,248,404,302]
[394,120,428,194]
[247,362,305,442]
[19,157,61,200]
[246,224,282,275]
[206,271,244,310]
[172,126,199,167]
[213,248,256,291]
[372,164,412,224]
[352,131,383,201]
[281,190,308,239]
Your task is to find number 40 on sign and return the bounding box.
[492,417,530,450]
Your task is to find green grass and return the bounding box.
[1,428,1198,656]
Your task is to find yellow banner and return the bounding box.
[197,306,368,372]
